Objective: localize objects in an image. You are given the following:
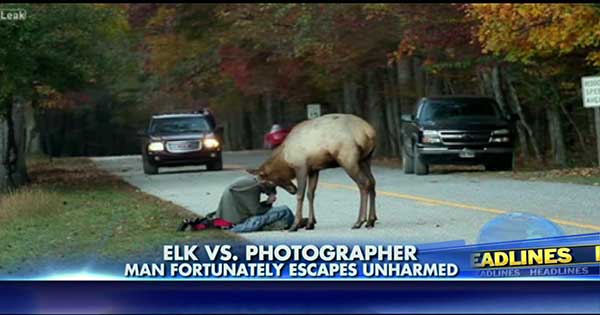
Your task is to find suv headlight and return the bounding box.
[492,129,509,135]
[491,129,510,143]
[148,142,164,152]
[491,137,511,143]
[422,130,441,144]
[203,137,220,149]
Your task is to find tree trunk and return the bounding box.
[242,106,254,150]
[383,67,399,156]
[477,68,489,96]
[491,66,508,116]
[546,105,567,167]
[412,56,426,98]
[396,57,414,113]
[12,100,28,185]
[504,73,543,161]
[0,108,7,191]
[0,96,28,192]
[264,92,274,127]
[25,96,41,155]
[426,72,444,96]
[343,78,357,115]
[396,57,416,155]
[38,108,54,159]
[558,101,591,163]
[491,66,533,162]
[365,68,388,156]
[444,77,456,95]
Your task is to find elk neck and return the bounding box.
[261,149,296,181]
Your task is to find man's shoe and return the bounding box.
[177,219,191,232]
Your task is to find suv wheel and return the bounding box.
[143,157,159,175]
[414,146,429,175]
[485,155,513,172]
[403,146,415,174]
[206,156,223,171]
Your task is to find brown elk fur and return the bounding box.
[248,114,377,231]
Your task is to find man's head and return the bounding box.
[246,167,297,195]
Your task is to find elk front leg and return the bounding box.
[306,171,319,230]
[288,168,308,232]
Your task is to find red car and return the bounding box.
[264,123,293,149]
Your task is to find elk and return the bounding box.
[247,114,377,231]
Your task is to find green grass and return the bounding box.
[0,158,240,275]
[502,168,600,186]
[374,156,600,187]
[457,166,600,186]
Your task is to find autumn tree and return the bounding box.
[0,4,131,190]
[468,3,600,166]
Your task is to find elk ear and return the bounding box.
[246,168,266,177]
[246,168,259,175]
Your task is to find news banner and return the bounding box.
[121,234,599,280]
[1,233,599,314]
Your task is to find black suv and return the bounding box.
[401,96,517,175]
[139,111,223,175]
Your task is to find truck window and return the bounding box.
[150,117,211,135]
[419,99,501,121]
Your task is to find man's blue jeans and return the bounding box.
[229,206,294,233]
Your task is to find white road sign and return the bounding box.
[307,104,321,119]
[581,76,600,108]
[582,75,600,166]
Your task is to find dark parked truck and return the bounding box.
[401,96,517,175]
[139,112,223,175]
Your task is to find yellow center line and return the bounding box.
[416,201,440,207]
[319,182,600,231]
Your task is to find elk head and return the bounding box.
[247,162,297,195]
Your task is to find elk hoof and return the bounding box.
[288,218,308,232]
[352,220,366,229]
[366,220,375,228]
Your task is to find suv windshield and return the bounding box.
[420,99,501,121]
[150,116,211,135]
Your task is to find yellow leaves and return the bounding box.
[145,31,207,75]
[147,6,177,31]
[586,51,600,67]
[35,86,75,110]
[468,4,600,66]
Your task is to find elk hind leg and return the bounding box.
[306,171,319,230]
[360,159,377,228]
[339,158,370,229]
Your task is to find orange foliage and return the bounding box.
[468,4,600,66]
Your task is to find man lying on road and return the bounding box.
[178,173,294,232]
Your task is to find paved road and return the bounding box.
[94,151,600,245]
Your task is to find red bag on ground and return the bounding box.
[212,218,234,229]
[192,223,209,231]
[189,217,234,231]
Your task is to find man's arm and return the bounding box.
[259,191,277,208]
[265,193,277,205]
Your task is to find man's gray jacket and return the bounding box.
[215,175,276,224]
